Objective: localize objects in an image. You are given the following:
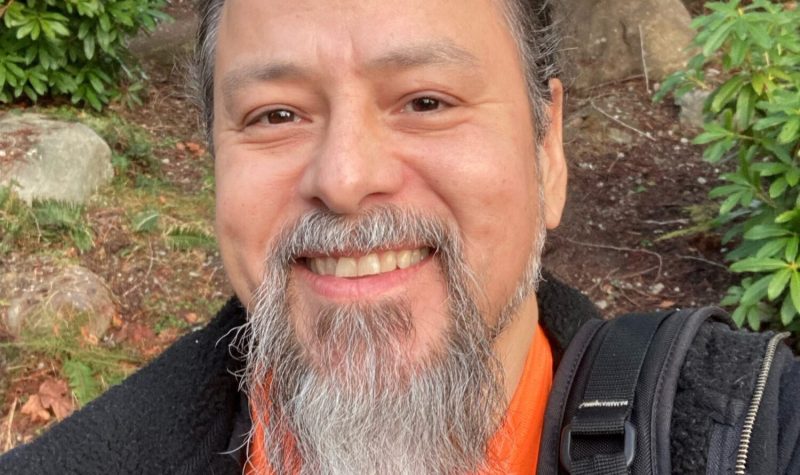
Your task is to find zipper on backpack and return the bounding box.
[734,332,789,474]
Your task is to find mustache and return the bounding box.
[267,205,456,266]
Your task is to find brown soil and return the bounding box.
[0,3,736,453]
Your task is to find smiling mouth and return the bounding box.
[303,247,432,278]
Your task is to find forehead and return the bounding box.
[215,0,519,78]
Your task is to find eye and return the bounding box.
[404,96,450,113]
[250,108,302,126]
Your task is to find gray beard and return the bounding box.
[232,206,545,474]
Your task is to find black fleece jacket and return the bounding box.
[1,273,798,474]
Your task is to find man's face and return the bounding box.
[213,0,566,363]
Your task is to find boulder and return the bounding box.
[1,260,115,340]
[0,113,113,204]
[129,9,198,69]
[675,89,711,129]
[555,0,695,90]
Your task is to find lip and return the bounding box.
[295,255,432,301]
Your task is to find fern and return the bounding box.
[31,200,94,251]
[164,224,216,251]
[63,359,101,407]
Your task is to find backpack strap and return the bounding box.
[538,307,734,474]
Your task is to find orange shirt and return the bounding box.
[246,324,553,474]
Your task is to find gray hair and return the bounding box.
[192,0,561,149]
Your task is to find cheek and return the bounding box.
[402,126,540,311]
[214,150,304,300]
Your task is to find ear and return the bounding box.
[539,78,568,230]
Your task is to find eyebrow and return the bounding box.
[220,41,480,105]
[364,42,479,70]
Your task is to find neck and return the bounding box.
[493,293,540,405]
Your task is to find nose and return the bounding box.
[299,104,403,214]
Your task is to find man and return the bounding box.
[1,0,798,474]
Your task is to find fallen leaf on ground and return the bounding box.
[184,312,199,324]
[185,141,205,156]
[20,395,50,423]
[38,378,74,420]
[111,314,123,328]
[658,300,676,309]
[80,326,99,345]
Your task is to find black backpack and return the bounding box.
[537,307,736,474]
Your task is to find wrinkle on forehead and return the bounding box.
[219,40,482,107]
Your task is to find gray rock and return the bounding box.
[555,0,695,90]
[0,113,113,204]
[675,89,711,129]
[1,260,115,340]
[129,10,198,69]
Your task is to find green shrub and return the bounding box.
[655,0,800,333]
[0,0,169,110]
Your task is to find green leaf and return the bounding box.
[754,114,788,131]
[694,123,732,144]
[734,87,755,131]
[15,21,34,39]
[768,268,792,300]
[63,359,101,407]
[729,37,748,67]
[786,236,799,262]
[731,257,789,273]
[781,293,797,326]
[778,117,800,144]
[732,304,747,327]
[99,14,111,32]
[703,21,735,57]
[132,210,159,233]
[88,73,105,93]
[704,138,737,163]
[787,168,800,187]
[752,71,768,96]
[720,191,743,215]
[792,271,800,314]
[49,21,69,37]
[741,274,772,306]
[746,305,762,331]
[744,225,792,240]
[710,75,745,113]
[83,36,95,59]
[752,162,787,177]
[84,88,102,111]
[709,183,746,198]
[769,177,788,199]
[652,72,686,102]
[776,210,799,223]
[755,238,788,258]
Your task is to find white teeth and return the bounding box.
[309,258,320,275]
[324,257,337,275]
[308,247,430,277]
[357,254,381,277]
[335,257,358,277]
[380,252,397,273]
[396,250,412,269]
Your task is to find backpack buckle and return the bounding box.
[559,420,636,473]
